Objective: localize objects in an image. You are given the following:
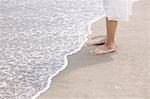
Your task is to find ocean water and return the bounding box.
[0,0,104,99]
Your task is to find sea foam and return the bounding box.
[0,0,104,99]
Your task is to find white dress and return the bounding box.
[103,0,137,21]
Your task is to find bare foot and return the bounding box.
[88,36,106,45]
[91,44,117,55]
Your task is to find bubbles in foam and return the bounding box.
[0,0,104,99]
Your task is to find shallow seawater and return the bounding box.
[0,0,104,99]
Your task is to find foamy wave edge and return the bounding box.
[30,0,141,98]
[29,15,104,99]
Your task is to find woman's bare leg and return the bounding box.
[105,17,118,48]
[92,17,118,54]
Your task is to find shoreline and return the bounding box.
[32,15,105,99]
[38,0,150,99]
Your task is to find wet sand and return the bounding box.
[38,0,150,99]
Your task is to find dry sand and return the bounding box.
[38,0,150,99]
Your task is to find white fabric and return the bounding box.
[103,0,137,21]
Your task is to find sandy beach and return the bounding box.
[38,0,150,99]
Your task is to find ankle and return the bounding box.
[105,42,115,49]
